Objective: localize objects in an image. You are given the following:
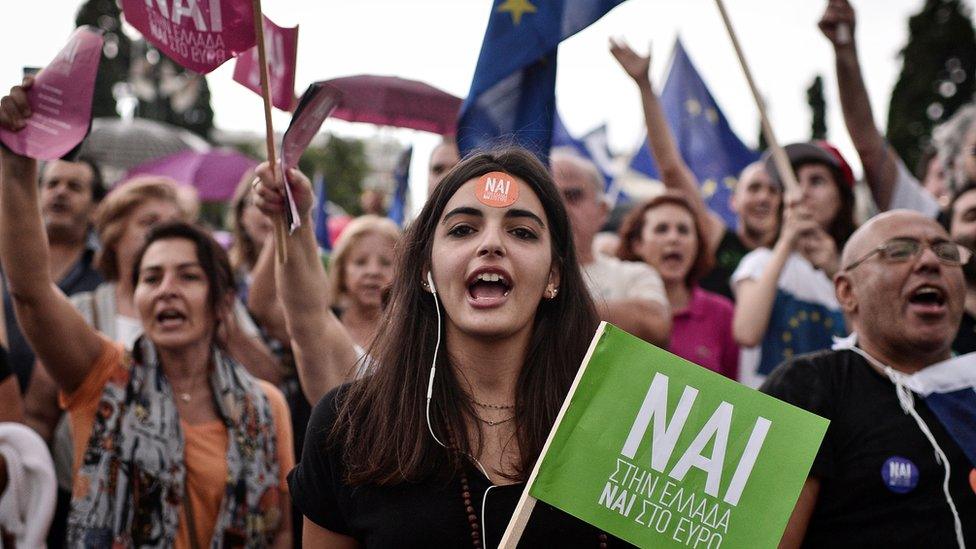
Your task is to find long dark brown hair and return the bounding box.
[336,147,599,485]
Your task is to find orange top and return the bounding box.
[61,338,294,549]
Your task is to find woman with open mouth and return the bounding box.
[0,81,295,548]
[616,191,739,380]
[254,148,625,547]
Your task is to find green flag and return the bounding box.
[519,323,828,548]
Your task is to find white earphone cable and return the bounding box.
[423,272,498,543]
[425,272,447,449]
[846,345,965,549]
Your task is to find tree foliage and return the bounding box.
[75,0,130,119]
[298,136,370,216]
[129,40,216,138]
[233,135,370,217]
[76,0,215,138]
[887,0,976,173]
[806,75,827,141]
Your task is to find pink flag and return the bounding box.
[280,82,343,231]
[232,16,298,111]
[0,27,103,160]
[121,0,255,74]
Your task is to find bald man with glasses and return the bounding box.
[763,209,976,547]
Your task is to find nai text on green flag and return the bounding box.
[518,323,828,548]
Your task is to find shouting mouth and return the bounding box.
[466,269,512,309]
[907,285,947,316]
[155,308,188,329]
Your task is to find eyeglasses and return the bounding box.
[843,237,973,271]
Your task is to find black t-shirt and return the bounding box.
[761,350,976,548]
[289,386,630,548]
[952,310,976,355]
[699,230,750,301]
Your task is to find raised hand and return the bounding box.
[818,0,855,47]
[799,228,840,277]
[778,201,821,252]
[252,162,315,221]
[609,37,651,85]
[0,76,33,132]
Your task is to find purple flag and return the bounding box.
[121,0,256,74]
[233,16,298,111]
[0,27,103,161]
[280,82,343,231]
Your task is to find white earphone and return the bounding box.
[423,270,496,543]
[424,271,445,448]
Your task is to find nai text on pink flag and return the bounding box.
[0,27,103,160]
[122,0,256,73]
[233,16,298,111]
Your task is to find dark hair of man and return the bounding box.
[616,191,714,287]
[948,179,976,228]
[130,221,235,331]
[337,147,599,486]
[795,159,857,248]
[76,156,107,203]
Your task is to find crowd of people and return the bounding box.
[0,0,974,547]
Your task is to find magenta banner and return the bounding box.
[232,16,298,111]
[280,82,343,231]
[0,27,103,160]
[121,0,255,74]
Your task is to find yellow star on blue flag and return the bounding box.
[457,0,628,160]
[497,0,537,25]
[628,38,759,228]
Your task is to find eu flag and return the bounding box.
[552,112,614,186]
[313,172,331,251]
[388,146,412,227]
[628,38,758,228]
[457,0,627,160]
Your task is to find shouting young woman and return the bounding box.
[254,148,623,547]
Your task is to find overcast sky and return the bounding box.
[3,0,972,211]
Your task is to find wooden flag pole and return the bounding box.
[713,0,799,197]
[251,0,287,264]
[499,322,610,548]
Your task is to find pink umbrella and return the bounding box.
[123,149,259,202]
[323,75,462,135]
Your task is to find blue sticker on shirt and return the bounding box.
[881,456,919,494]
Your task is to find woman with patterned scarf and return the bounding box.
[0,80,293,548]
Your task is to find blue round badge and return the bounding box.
[881,456,919,494]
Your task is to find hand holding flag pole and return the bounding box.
[713,0,799,199]
[251,0,288,264]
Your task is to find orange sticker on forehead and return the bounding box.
[476,171,520,208]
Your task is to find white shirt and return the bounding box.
[581,255,668,310]
[889,154,940,218]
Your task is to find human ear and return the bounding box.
[834,273,857,316]
[421,271,435,293]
